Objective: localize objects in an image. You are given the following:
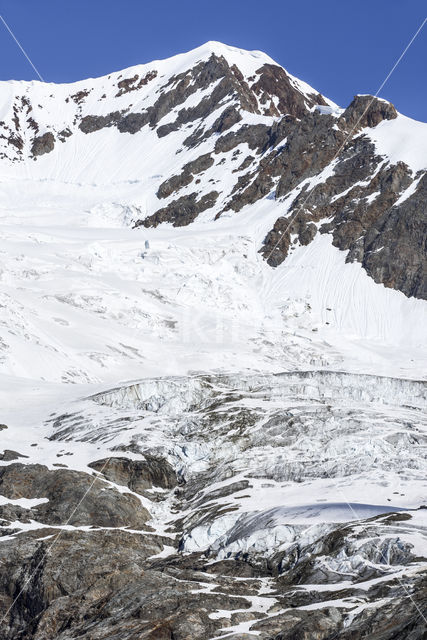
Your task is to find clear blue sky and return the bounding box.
[0,0,426,121]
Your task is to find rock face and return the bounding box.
[135,191,219,227]
[156,153,214,199]
[30,132,55,157]
[341,94,398,130]
[261,152,425,298]
[88,455,178,493]
[256,110,426,299]
[0,463,150,528]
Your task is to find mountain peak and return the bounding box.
[187,39,278,66]
[0,42,425,300]
[0,40,331,169]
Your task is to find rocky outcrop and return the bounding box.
[78,53,270,141]
[0,529,166,640]
[156,153,214,199]
[88,455,178,493]
[0,463,150,528]
[341,94,398,130]
[214,120,284,155]
[79,111,122,133]
[57,127,72,142]
[357,171,427,299]
[135,191,219,227]
[0,527,263,640]
[30,132,55,157]
[0,449,28,461]
[68,89,91,104]
[251,63,328,118]
[115,70,158,97]
[156,170,194,199]
[263,153,426,298]
[256,104,426,299]
[183,105,243,148]
[260,134,382,264]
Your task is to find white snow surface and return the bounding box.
[367,112,427,173]
[0,186,425,386]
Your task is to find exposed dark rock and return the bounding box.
[257,108,426,299]
[0,528,256,640]
[157,171,194,199]
[78,54,319,146]
[30,132,55,157]
[57,128,72,142]
[26,117,39,133]
[275,112,345,198]
[157,153,214,199]
[79,112,121,133]
[80,53,251,140]
[115,70,157,97]
[0,502,34,525]
[68,89,91,104]
[220,115,315,213]
[3,132,24,154]
[117,111,150,134]
[184,153,215,175]
[215,122,273,154]
[156,57,255,138]
[252,606,344,639]
[251,63,328,117]
[0,529,164,639]
[358,171,427,298]
[341,94,398,130]
[88,455,178,493]
[80,110,149,136]
[260,135,380,263]
[322,581,427,639]
[211,104,243,133]
[0,463,150,528]
[233,154,255,173]
[154,52,260,141]
[79,111,149,133]
[0,450,28,462]
[184,105,244,148]
[136,191,219,228]
[225,171,274,213]
[117,74,139,95]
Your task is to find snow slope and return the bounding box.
[0,185,425,387]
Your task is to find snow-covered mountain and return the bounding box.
[0,42,426,639]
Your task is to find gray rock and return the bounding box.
[0,463,150,528]
[31,133,55,157]
[135,191,219,228]
[88,455,178,493]
[0,450,28,461]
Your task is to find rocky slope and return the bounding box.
[0,42,426,639]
